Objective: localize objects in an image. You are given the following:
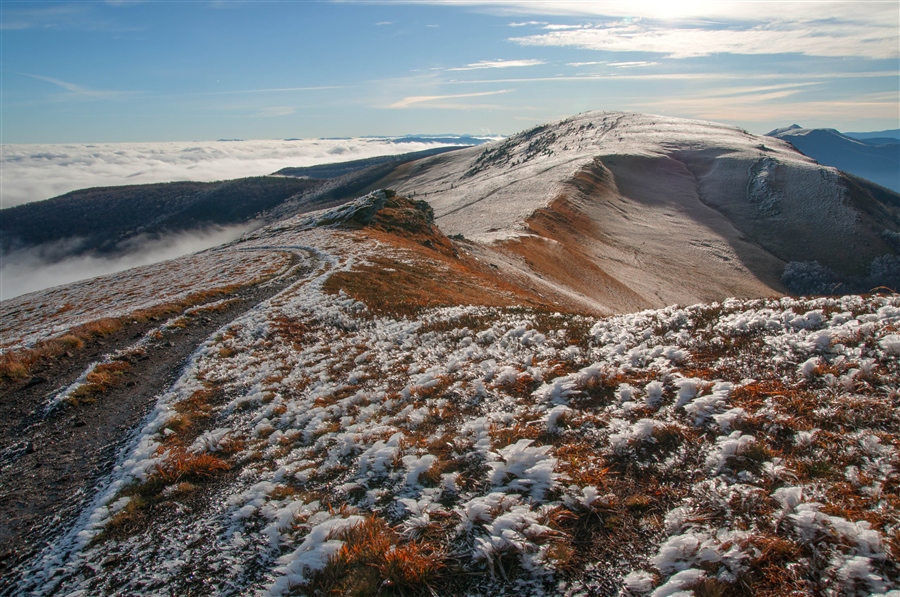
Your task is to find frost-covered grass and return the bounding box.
[0,247,293,352]
[0,248,296,383]
[18,199,898,596]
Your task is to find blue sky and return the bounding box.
[2,0,898,142]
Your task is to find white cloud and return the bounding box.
[21,73,131,99]
[608,61,657,68]
[511,21,899,60]
[567,61,607,67]
[626,88,898,125]
[543,23,585,30]
[0,226,247,301]
[389,89,511,108]
[398,1,897,25]
[508,20,547,27]
[443,70,900,86]
[448,59,545,71]
[0,138,471,208]
[375,20,393,25]
[378,1,898,59]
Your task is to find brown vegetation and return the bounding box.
[308,515,446,596]
[66,361,131,405]
[0,284,248,382]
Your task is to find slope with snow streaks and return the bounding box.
[11,192,898,597]
[379,111,898,311]
[0,248,294,351]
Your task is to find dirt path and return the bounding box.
[0,251,315,591]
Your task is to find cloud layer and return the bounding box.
[511,22,899,60]
[406,1,899,60]
[0,226,247,301]
[1,138,467,208]
[448,59,545,71]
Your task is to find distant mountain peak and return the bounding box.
[765,124,803,136]
[766,124,899,192]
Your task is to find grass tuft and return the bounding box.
[308,515,446,596]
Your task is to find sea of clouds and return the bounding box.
[1,138,472,300]
[1,226,249,301]
[1,137,466,208]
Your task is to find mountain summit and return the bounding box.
[380,111,899,311]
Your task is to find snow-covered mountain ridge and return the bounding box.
[4,111,897,308]
[1,111,899,596]
[379,111,899,313]
[1,188,898,596]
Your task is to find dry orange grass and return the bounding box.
[320,199,561,317]
[309,515,446,596]
[67,361,131,404]
[155,450,231,484]
[1,283,249,382]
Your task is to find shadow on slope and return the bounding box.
[494,156,786,315]
[767,126,900,192]
[670,150,900,293]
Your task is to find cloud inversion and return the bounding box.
[1,138,473,208]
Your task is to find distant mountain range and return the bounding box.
[766,124,900,192]
[844,128,900,142]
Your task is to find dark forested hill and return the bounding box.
[1,177,316,255]
[1,146,468,260]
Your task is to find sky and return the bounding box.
[1,0,898,144]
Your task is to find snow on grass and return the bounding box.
[13,200,900,595]
[0,247,295,351]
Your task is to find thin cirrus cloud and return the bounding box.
[566,60,656,68]
[251,106,297,117]
[429,1,895,25]
[0,3,96,30]
[448,59,545,71]
[445,71,900,86]
[508,21,548,27]
[632,92,900,124]
[400,1,898,59]
[388,89,512,109]
[21,73,131,100]
[607,61,657,68]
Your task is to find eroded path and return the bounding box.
[0,250,318,592]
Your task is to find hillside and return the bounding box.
[1,190,897,596]
[0,146,463,261]
[766,125,900,193]
[377,112,899,311]
[1,112,899,596]
[5,113,898,305]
